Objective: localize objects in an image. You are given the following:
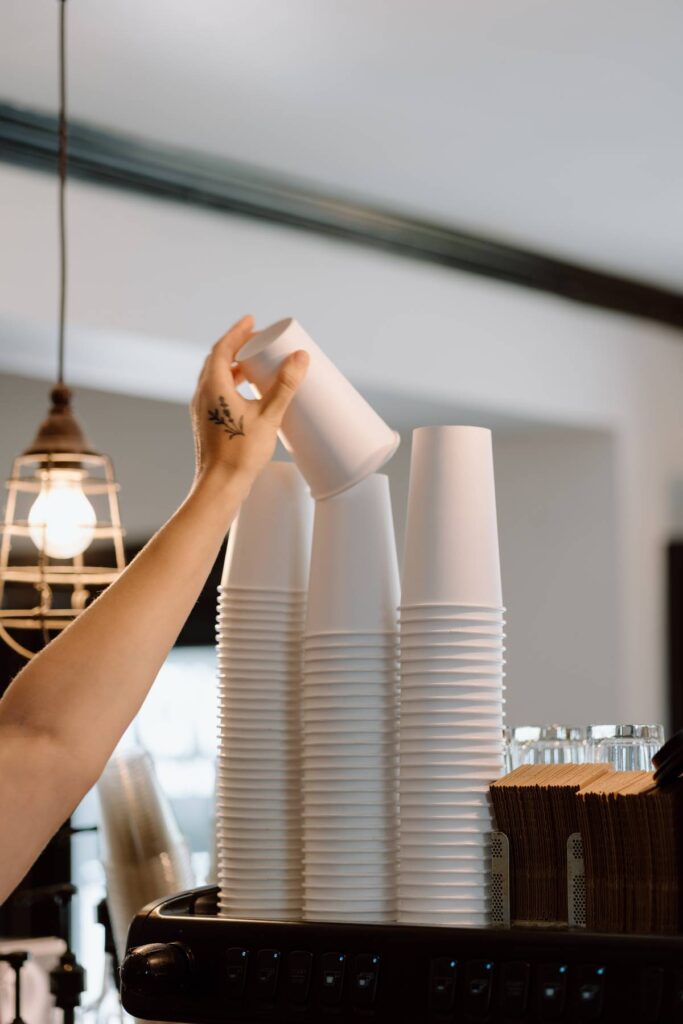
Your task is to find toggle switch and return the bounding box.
[225,948,249,999]
[254,949,280,1003]
[573,965,605,1021]
[464,960,494,1017]
[352,954,380,1008]
[287,950,313,1006]
[320,952,346,1006]
[538,964,568,1021]
[428,957,458,1013]
[500,961,530,1017]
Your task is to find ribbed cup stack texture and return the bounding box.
[215,462,313,920]
[302,474,400,923]
[398,426,506,927]
[97,748,194,958]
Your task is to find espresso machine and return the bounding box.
[119,886,683,1023]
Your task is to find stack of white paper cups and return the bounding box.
[216,462,313,920]
[302,474,400,922]
[398,426,506,927]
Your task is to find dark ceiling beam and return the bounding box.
[1,101,682,330]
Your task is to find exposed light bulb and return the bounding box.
[28,469,97,559]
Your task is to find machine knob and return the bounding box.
[120,942,192,993]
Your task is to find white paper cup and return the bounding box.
[304,838,395,852]
[218,872,301,885]
[307,475,400,634]
[217,704,298,717]
[221,461,313,590]
[302,711,396,725]
[219,900,301,914]
[218,608,306,621]
[400,691,505,705]
[400,809,492,827]
[217,649,301,663]
[217,804,300,819]
[302,677,399,690]
[399,737,502,753]
[303,896,396,909]
[399,621,505,636]
[399,691,505,706]
[399,608,504,621]
[400,637,505,652]
[401,426,501,606]
[400,602,504,613]
[402,661,505,674]
[302,764,397,778]
[304,649,399,663]
[401,649,505,663]
[303,910,395,923]
[400,681,504,695]
[304,879,393,892]
[218,602,307,616]
[217,669,299,682]
[217,775,300,791]
[219,588,307,601]
[237,318,399,499]
[397,913,490,927]
[305,824,396,839]
[304,635,398,649]
[399,765,502,780]
[217,852,300,866]
[399,751,503,765]
[302,700,396,714]
[217,820,300,835]
[302,752,397,765]
[215,622,301,638]
[218,879,300,892]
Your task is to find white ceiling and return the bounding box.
[1,0,682,290]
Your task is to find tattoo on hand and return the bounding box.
[208,396,245,439]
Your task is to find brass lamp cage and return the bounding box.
[0,450,126,659]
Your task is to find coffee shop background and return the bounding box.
[1,0,683,1001]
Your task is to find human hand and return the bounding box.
[191,315,309,489]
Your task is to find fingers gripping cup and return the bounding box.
[237,319,400,500]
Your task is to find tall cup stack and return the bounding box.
[302,474,400,923]
[215,462,313,920]
[398,426,506,927]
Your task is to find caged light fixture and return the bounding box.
[0,0,125,659]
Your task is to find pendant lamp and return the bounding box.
[0,0,125,659]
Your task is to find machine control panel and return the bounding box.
[120,888,683,1023]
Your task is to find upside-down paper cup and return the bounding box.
[306,474,400,634]
[237,318,399,499]
[401,426,502,607]
[221,461,313,590]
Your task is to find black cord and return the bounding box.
[57,0,68,386]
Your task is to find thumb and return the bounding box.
[259,350,309,424]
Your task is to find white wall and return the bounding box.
[1,163,682,729]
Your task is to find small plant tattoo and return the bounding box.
[208,396,245,440]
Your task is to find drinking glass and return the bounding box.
[586,724,665,770]
[518,725,586,765]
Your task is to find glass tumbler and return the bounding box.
[586,724,665,771]
[520,725,586,765]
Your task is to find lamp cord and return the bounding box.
[57,0,68,386]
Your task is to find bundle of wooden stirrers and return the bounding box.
[490,764,683,933]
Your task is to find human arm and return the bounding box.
[0,316,308,902]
